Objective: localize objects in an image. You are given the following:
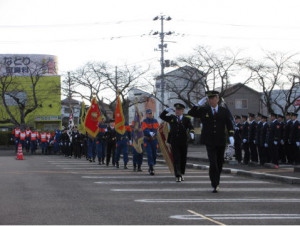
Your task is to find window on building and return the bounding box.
[235,99,248,109]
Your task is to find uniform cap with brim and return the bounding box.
[109,119,115,123]
[286,112,292,116]
[257,112,262,117]
[277,114,284,118]
[270,113,278,117]
[248,113,255,117]
[262,115,268,119]
[205,90,219,98]
[241,115,248,119]
[291,112,299,117]
[174,103,185,109]
[146,109,152,114]
[234,115,241,119]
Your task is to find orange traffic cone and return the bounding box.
[16,144,25,160]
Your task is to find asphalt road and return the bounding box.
[1,150,300,225]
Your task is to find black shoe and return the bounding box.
[181,175,184,181]
[149,166,155,175]
[133,163,137,171]
[102,161,105,165]
[137,165,142,172]
[212,186,220,193]
[116,162,119,168]
[89,159,92,162]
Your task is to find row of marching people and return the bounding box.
[234,112,300,168]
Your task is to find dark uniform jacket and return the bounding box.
[234,123,243,144]
[188,105,233,146]
[106,126,116,144]
[259,122,269,147]
[279,121,285,141]
[160,110,194,144]
[267,120,281,145]
[241,121,249,142]
[60,133,70,145]
[248,120,257,143]
[289,120,300,144]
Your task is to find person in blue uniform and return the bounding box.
[241,115,250,164]
[53,127,62,154]
[87,134,96,162]
[160,103,195,182]
[260,115,269,165]
[248,112,258,163]
[115,122,132,169]
[131,120,144,172]
[96,118,107,165]
[142,109,159,175]
[289,112,300,165]
[188,91,234,193]
[284,112,293,164]
[255,113,263,165]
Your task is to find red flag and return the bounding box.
[84,97,101,138]
[115,94,125,135]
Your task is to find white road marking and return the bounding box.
[95,181,269,185]
[111,188,300,192]
[170,214,300,220]
[136,199,300,203]
[82,175,233,179]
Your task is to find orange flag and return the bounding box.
[84,97,101,138]
[115,94,125,135]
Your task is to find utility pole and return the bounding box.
[153,15,172,112]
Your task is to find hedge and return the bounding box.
[0,131,13,146]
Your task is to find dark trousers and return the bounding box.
[234,142,242,162]
[291,144,300,164]
[279,144,286,163]
[285,143,293,163]
[271,143,279,165]
[73,144,81,158]
[171,142,188,177]
[206,145,225,188]
[249,142,258,162]
[106,141,116,165]
[243,143,250,164]
[258,145,265,165]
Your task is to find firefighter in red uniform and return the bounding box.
[11,125,21,153]
[30,129,39,154]
[19,128,26,151]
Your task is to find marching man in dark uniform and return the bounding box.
[160,103,195,182]
[188,91,234,193]
[255,113,263,164]
[277,114,286,164]
[267,113,281,168]
[289,113,300,165]
[248,113,258,163]
[106,119,116,166]
[241,115,250,164]
[260,115,269,165]
[234,115,243,163]
[284,112,293,164]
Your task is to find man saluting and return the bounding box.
[188,91,234,193]
[160,103,195,182]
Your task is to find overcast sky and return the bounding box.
[0,0,300,76]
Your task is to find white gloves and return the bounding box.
[75,135,77,138]
[274,141,278,145]
[243,139,247,143]
[197,96,208,106]
[69,143,71,146]
[190,133,195,140]
[296,142,300,147]
[253,140,256,144]
[281,140,284,145]
[105,128,108,132]
[165,107,174,113]
[264,143,268,147]
[229,136,234,146]
[149,132,155,137]
[10,138,13,141]
[235,127,239,130]
[81,144,83,147]
[129,140,132,145]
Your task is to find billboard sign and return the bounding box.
[0,54,58,76]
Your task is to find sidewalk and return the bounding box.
[158,145,300,185]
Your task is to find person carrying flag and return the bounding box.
[106,119,116,166]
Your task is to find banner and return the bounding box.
[67,111,74,140]
[84,97,101,138]
[115,94,125,135]
[78,100,86,133]
[132,105,144,153]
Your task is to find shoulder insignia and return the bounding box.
[206,113,209,118]
[276,125,280,129]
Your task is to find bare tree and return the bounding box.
[246,51,299,115]
[63,61,151,120]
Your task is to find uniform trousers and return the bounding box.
[258,145,266,165]
[88,140,96,159]
[291,143,300,164]
[41,142,47,154]
[19,140,26,150]
[106,141,116,165]
[144,139,158,166]
[243,142,250,164]
[285,143,293,163]
[25,138,30,151]
[96,140,106,161]
[115,139,129,164]
[73,143,81,158]
[132,145,143,166]
[30,140,37,154]
[271,143,279,165]
[234,142,242,162]
[14,138,20,152]
[249,141,258,162]
[53,141,60,154]
[279,143,286,163]
[171,141,188,177]
[206,145,225,188]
